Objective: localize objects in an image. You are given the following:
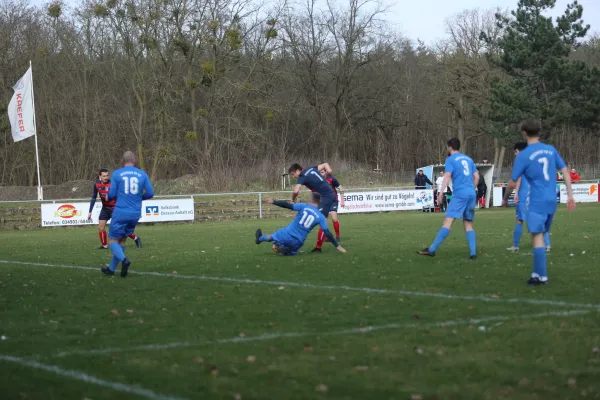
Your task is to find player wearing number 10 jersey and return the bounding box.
[255,192,346,256]
[418,138,479,259]
[101,151,154,277]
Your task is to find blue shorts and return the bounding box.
[318,195,336,218]
[515,202,527,222]
[526,211,554,234]
[109,217,139,240]
[445,194,476,221]
[271,228,304,256]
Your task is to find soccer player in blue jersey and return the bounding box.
[255,192,346,255]
[503,120,575,285]
[418,138,479,258]
[506,142,551,252]
[288,162,336,253]
[101,151,154,277]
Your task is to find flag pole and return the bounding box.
[29,60,43,201]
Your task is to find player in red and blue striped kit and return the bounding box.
[288,162,336,253]
[311,170,345,247]
[88,168,141,249]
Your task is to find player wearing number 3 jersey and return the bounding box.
[101,151,154,277]
[418,138,479,259]
[255,192,346,256]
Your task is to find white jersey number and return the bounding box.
[538,157,550,181]
[123,177,139,194]
[309,169,324,181]
[299,210,315,229]
[461,160,470,176]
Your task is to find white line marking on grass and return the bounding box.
[0,355,188,400]
[49,309,590,359]
[2,259,600,309]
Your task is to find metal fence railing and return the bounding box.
[0,186,419,219]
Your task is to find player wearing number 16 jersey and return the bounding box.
[101,151,154,277]
[88,168,142,250]
[418,138,479,259]
[255,192,346,256]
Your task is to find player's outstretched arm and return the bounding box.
[318,162,332,174]
[291,184,302,203]
[88,184,98,219]
[142,175,155,200]
[560,167,576,211]
[271,200,294,210]
[318,218,346,253]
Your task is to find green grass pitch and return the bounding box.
[1,205,599,400]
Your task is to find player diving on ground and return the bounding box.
[255,192,346,256]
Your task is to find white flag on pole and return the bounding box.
[8,66,36,142]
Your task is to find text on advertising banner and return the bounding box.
[336,190,434,214]
[40,198,194,227]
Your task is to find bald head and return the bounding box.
[123,151,137,166]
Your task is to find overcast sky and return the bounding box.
[30,0,600,46]
[388,0,600,45]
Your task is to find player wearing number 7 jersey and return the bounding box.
[503,120,575,285]
[255,192,346,255]
[418,138,479,259]
[101,151,154,277]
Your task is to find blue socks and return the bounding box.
[110,242,126,263]
[108,244,128,272]
[513,223,523,248]
[544,232,551,248]
[259,235,271,243]
[466,230,476,256]
[532,247,547,280]
[429,227,450,252]
[109,256,119,272]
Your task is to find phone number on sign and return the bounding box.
[42,219,94,226]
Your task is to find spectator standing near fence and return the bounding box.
[477,174,487,208]
[415,169,433,189]
[435,171,448,211]
[570,168,581,181]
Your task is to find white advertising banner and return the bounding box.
[560,183,598,203]
[337,190,434,214]
[40,198,194,227]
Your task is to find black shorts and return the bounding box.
[318,195,336,218]
[99,207,113,221]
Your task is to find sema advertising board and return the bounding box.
[560,183,599,203]
[40,198,194,227]
[337,190,434,214]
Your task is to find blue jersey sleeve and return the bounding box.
[108,177,118,201]
[554,148,566,170]
[445,157,454,174]
[296,175,305,185]
[511,152,528,182]
[472,160,478,173]
[317,213,329,230]
[142,173,154,200]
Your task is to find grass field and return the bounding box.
[1,205,600,400]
